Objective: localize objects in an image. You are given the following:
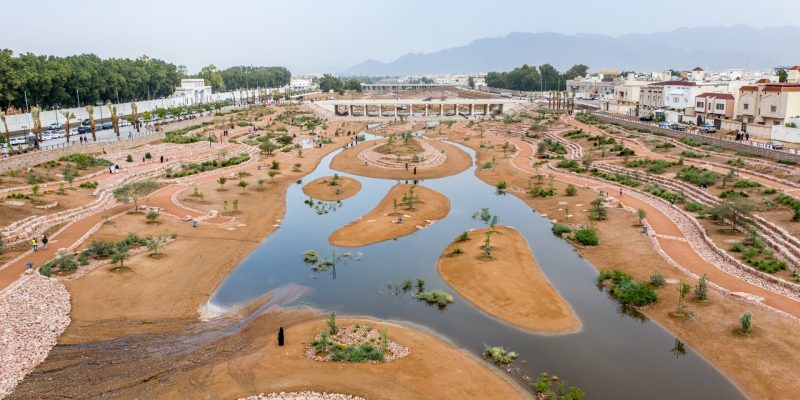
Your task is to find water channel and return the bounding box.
[208,140,744,399]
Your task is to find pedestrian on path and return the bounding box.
[619,188,623,197]
[32,238,38,252]
[192,219,198,228]
[42,235,48,250]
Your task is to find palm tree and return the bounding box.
[130,102,140,132]
[107,102,120,139]
[0,112,11,151]
[31,106,42,148]
[62,111,76,144]
[86,105,97,142]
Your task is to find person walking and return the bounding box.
[41,234,48,251]
[32,238,38,252]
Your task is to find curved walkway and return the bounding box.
[501,133,800,319]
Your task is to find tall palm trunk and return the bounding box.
[0,112,10,150]
[107,102,119,139]
[86,105,96,142]
[131,102,140,132]
[62,111,75,144]
[31,107,42,149]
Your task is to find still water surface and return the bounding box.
[209,141,744,399]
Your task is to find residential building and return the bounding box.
[640,82,667,114]
[566,73,622,99]
[601,74,649,115]
[787,66,800,83]
[691,67,706,81]
[694,93,736,124]
[738,83,800,126]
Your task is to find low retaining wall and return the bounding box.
[0,132,166,174]
[592,113,800,163]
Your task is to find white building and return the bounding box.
[289,78,312,91]
[172,79,212,105]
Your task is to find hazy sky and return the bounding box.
[3,0,799,73]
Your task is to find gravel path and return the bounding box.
[240,392,366,400]
[0,274,70,399]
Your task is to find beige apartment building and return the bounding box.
[640,82,666,114]
[694,92,736,124]
[738,83,800,126]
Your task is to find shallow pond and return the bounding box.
[209,141,744,399]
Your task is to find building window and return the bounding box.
[743,103,749,110]
[716,103,725,110]
[697,101,704,108]
[774,120,781,125]
[771,105,777,113]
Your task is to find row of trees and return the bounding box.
[197,65,291,92]
[318,74,362,94]
[483,64,589,92]
[0,50,183,111]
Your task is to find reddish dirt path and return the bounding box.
[504,134,800,318]
[563,115,797,191]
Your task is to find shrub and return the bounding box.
[331,342,385,362]
[483,345,517,365]
[684,202,706,213]
[458,231,470,242]
[680,151,705,159]
[565,184,577,196]
[695,275,709,301]
[327,312,338,335]
[414,290,454,307]
[762,188,777,195]
[679,137,704,147]
[126,154,133,162]
[677,166,717,186]
[646,185,685,203]
[495,181,507,191]
[574,228,598,246]
[551,223,572,235]
[79,181,98,189]
[740,311,752,334]
[597,269,658,307]
[649,270,665,287]
[145,211,160,224]
[733,179,761,188]
[529,187,556,197]
[719,189,748,199]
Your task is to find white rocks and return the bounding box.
[0,274,70,399]
[240,392,366,400]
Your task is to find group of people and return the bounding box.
[735,131,750,141]
[31,235,48,252]
[77,135,91,144]
[108,164,121,174]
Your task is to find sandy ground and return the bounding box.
[451,123,800,400]
[9,310,530,400]
[330,138,471,180]
[329,184,450,247]
[438,226,581,334]
[302,176,362,201]
[61,127,353,342]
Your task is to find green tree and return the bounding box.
[111,242,130,268]
[198,64,225,92]
[217,176,227,189]
[0,112,10,150]
[344,78,363,92]
[318,74,343,93]
[112,180,160,212]
[467,76,475,89]
[778,69,788,83]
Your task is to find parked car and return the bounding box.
[82,118,91,126]
[78,126,91,134]
[766,141,784,150]
[48,122,62,130]
[671,124,687,131]
[101,122,113,130]
[658,121,672,129]
[119,120,131,127]
[42,131,56,141]
[9,134,35,146]
[639,115,653,121]
[699,124,717,133]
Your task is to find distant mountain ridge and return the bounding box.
[343,25,800,75]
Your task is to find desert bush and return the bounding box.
[483,345,517,365]
[573,228,598,246]
[551,223,572,235]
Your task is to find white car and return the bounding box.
[48,122,62,130]
[42,131,56,141]
[10,135,34,146]
[119,120,131,127]
[766,141,784,150]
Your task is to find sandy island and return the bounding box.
[329,184,450,247]
[9,310,530,400]
[330,138,471,180]
[438,226,581,334]
[302,175,362,201]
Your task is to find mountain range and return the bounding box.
[343,25,800,75]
